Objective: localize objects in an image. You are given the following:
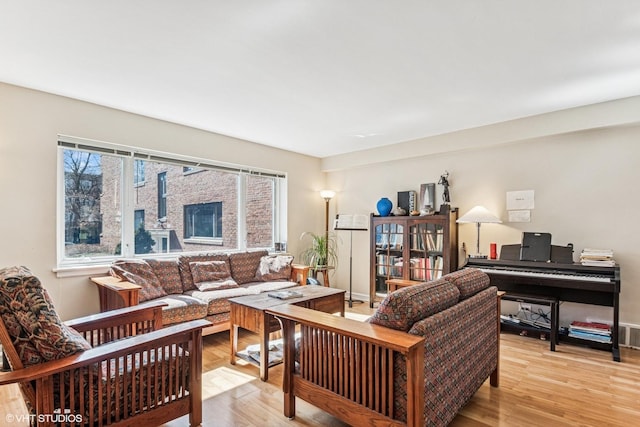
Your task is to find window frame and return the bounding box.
[56,135,287,272]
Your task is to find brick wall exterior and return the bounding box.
[99,160,273,255]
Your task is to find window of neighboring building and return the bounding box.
[57,136,287,268]
[134,209,145,230]
[184,202,222,242]
[157,172,167,220]
[134,159,145,185]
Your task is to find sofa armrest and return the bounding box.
[91,275,141,312]
[266,304,424,426]
[291,264,310,285]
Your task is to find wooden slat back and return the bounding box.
[299,324,395,418]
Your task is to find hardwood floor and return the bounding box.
[2,302,639,426]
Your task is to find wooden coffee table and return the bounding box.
[229,286,345,381]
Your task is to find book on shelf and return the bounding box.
[409,257,430,281]
[568,330,612,343]
[432,256,443,279]
[569,321,611,335]
[436,230,443,251]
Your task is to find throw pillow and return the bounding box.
[145,259,183,294]
[189,261,238,291]
[178,253,229,291]
[228,250,268,284]
[0,266,92,367]
[256,255,294,281]
[109,259,167,302]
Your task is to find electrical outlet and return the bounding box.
[519,302,532,312]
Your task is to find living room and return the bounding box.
[1,2,640,426]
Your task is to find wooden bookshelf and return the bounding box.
[369,209,458,307]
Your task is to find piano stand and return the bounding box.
[502,293,559,351]
[465,257,621,362]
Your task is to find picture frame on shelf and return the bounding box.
[419,183,436,211]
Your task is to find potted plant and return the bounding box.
[299,231,338,269]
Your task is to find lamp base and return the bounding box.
[469,254,488,259]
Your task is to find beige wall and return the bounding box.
[325,119,640,326]
[2,81,639,328]
[0,82,325,320]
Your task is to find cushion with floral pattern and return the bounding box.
[109,259,167,302]
[0,266,91,367]
[189,261,238,291]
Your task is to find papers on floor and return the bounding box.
[580,248,616,267]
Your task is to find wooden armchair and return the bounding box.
[267,271,501,427]
[0,266,209,427]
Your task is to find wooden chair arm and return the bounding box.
[0,319,210,386]
[64,302,167,345]
[65,301,166,330]
[267,304,424,352]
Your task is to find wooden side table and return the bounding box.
[310,266,334,287]
[386,278,422,293]
[229,286,345,381]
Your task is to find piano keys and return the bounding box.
[465,257,621,361]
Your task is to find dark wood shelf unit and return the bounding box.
[369,209,458,308]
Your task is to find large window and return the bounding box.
[57,137,286,268]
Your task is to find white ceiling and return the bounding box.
[2,1,640,158]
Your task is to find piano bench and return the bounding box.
[501,293,559,351]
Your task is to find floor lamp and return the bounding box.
[318,190,335,285]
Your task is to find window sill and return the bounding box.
[53,264,111,278]
[184,238,223,246]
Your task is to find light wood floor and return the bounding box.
[2,303,639,426]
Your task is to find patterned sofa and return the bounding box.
[92,250,308,335]
[268,268,500,427]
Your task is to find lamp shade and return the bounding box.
[456,206,502,224]
[320,190,335,200]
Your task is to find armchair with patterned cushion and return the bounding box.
[0,266,209,427]
[268,268,500,427]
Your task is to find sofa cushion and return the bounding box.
[189,260,238,291]
[0,266,91,367]
[443,268,490,299]
[145,259,183,295]
[255,254,294,281]
[178,253,230,292]
[110,259,167,302]
[368,278,460,332]
[229,250,268,285]
[186,286,256,315]
[139,294,208,326]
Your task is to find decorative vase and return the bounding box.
[376,197,393,216]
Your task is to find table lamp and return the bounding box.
[456,205,501,258]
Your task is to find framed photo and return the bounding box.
[419,183,436,210]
